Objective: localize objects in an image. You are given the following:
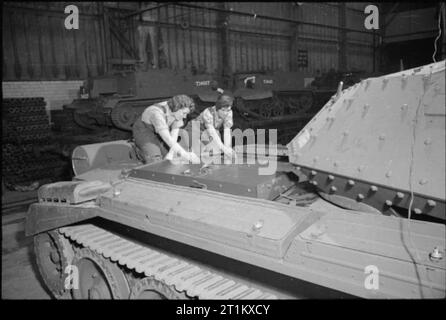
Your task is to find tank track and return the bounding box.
[59,224,278,300]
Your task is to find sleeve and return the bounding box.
[202,109,214,129]
[223,110,233,129]
[145,109,169,133]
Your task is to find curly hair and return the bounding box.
[168,94,195,113]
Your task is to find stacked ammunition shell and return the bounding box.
[2,98,69,188]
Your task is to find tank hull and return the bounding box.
[27,176,445,299]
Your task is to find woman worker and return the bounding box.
[184,94,236,160]
[132,94,200,163]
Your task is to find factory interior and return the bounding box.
[2,2,445,301]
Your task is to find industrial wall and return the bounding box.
[151,2,375,75]
[2,2,106,81]
[2,2,375,82]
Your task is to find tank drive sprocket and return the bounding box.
[33,230,75,299]
[129,276,191,300]
[71,247,131,299]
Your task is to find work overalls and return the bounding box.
[132,103,170,163]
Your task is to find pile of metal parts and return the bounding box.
[2,98,69,190]
[27,61,445,300]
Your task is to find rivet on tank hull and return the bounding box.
[347,180,355,186]
[348,98,353,106]
[327,175,335,181]
[385,171,392,178]
[429,247,443,262]
[414,208,422,215]
[370,185,378,192]
[329,186,337,193]
[427,200,436,207]
[311,181,318,186]
[396,192,404,199]
[310,170,317,176]
[419,179,428,185]
[357,194,365,201]
[385,200,393,206]
[252,220,264,232]
[424,138,432,145]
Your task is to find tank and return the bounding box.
[26,61,445,299]
[63,69,222,132]
[232,71,335,145]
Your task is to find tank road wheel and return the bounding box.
[258,101,272,118]
[34,230,75,299]
[72,248,130,299]
[130,277,190,300]
[298,92,314,113]
[110,103,139,131]
[272,97,285,117]
[286,97,301,114]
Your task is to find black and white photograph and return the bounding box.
[1,1,445,302]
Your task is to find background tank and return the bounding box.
[63,69,222,132]
[232,71,337,145]
[288,60,445,221]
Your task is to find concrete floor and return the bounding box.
[2,210,51,299]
